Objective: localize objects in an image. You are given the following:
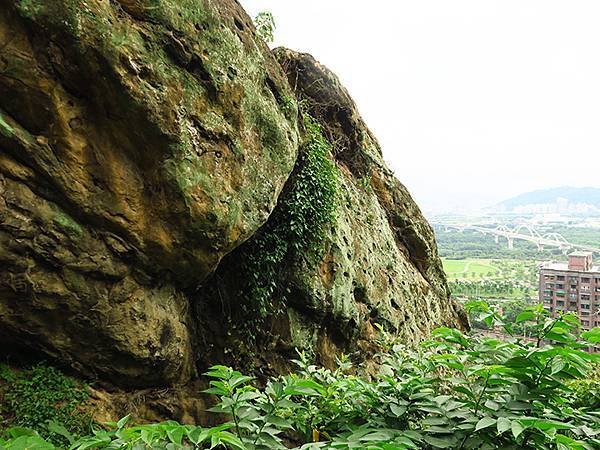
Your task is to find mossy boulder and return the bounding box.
[0,0,465,389]
[193,49,467,372]
[278,50,468,349]
[0,0,297,385]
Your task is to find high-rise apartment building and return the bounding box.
[539,252,600,330]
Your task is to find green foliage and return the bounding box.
[254,11,276,44]
[202,365,324,449]
[435,224,600,261]
[569,363,600,409]
[0,428,55,449]
[283,115,339,255]
[466,297,539,336]
[450,278,534,299]
[236,114,339,318]
[0,364,90,447]
[15,0,45,20]
[280,307,600,449]
[6,305,600,449]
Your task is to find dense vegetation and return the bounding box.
[2,305,599,449]
[0,364,90,447]
[555,225,600,247]
[435,228,561,260]
[223,113,339,319]
[466,298,539,336]
[449,279,534,301]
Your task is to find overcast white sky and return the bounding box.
[241,0,600,213]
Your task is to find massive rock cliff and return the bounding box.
[194,49,467,372]
[0,0,466,389]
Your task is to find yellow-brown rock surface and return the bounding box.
[0,0,466,388]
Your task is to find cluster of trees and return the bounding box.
[449,280,534,300]
[548,226,600,248]
[434,224,599,261]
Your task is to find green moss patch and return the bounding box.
[52,210,84,236]
[15,0,46,20]
[0,113,14,136]
[0,363,90,447]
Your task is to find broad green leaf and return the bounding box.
[166,426,185,445]
[551,357,566,375]
[475,417,496,431]
[229,374,254,389]
[116,415,131,429]
[422,435,457,448]
[511,421,525,439]
[497,417,511,434]
[284,379,325,396]
[4,435,55,450]
[516,311,535,323]
[390,403,407,417]
[582,327,600,344]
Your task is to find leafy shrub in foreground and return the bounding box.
[1,304,599,449]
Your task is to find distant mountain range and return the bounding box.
[495,187,600,214]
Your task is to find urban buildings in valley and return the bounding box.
[539,252,600,330]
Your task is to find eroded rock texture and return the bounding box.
[275,49,468,345]
[0,0,297,385]
[0,0,466,388]
[195,49,468,372]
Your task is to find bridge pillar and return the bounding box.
[494,236,499,244]
[508,238,514,250]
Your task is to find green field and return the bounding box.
[442,258,539,301]
[442,259,500,280]
[442,258,538,282]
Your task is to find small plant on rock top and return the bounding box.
[254,11,276,44]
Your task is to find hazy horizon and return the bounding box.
[241,0,600,214]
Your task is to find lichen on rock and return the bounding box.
[0,0,466,391]
[193,49,467,373]
[0,0,298,385]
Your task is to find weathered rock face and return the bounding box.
[194,49,467,372]
[0,0,466,388]
[0,0,298,385]
[274,49,468,346]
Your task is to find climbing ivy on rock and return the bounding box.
[237,113,339,318]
